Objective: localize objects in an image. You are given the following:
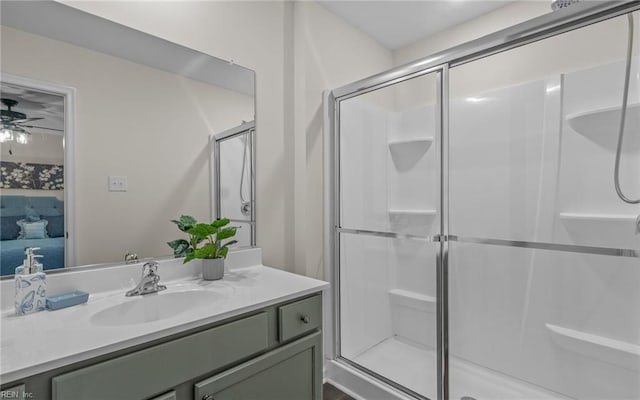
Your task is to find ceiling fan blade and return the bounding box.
[19,124,63,132]
[12,117,44,123]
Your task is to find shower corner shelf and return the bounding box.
[566,103,640,137]
[387,137,434,149]
[546,323,640,371]
[558,212,638,222]
[388,209,437,217]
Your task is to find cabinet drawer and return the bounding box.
[52,312,268,400]
[278,294,322,342]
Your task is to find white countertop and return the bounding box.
[0,250,329,383]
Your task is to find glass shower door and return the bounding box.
[448,11,640,400]
[212,121,255,248]
[336,71,442,399]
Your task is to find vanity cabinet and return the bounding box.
[0,293,323,400]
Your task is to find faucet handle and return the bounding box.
[125,252,138,264]
[143,261,159,275]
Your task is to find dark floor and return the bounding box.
[323,383,356,400]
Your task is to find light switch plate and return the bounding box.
[108,176,127,192]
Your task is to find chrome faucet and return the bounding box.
[125,261,167,296]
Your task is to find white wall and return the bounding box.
[292,1,393,278]
[1,26,253,265]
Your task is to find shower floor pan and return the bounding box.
[352,337,570,400]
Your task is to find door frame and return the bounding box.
[1,73,77,268]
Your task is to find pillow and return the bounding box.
[25,206,40,222]
[1,215,23,240]
[44,215,65,238]
[16,219,49,240]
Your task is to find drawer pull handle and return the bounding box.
[300,314,310,324]
[203,395,215,400]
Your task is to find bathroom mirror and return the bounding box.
[0,1,255,275]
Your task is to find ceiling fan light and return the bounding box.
[15,130,31,144]
[0,127,14,143]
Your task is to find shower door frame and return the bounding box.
[329,64,448,400]
[326,2,640,400]
[211,121,256,247]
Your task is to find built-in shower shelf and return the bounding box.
[388,137,434,150]
[559,212,638,222]
[567,103,640,137]
[388,209,437,217]
[546,323,640,371]
[389,289,436,313]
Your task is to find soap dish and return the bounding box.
[46,291,90,310]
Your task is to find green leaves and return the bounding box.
[168,216,238,263]
[167,239,190,257]
[187,223,217,240]
[170,215,197,232]
[216,227,237,241]
[184,251,196,264]
[217,246,229,259]
[211,218,230,229]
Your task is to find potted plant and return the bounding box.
[167,215,237,280]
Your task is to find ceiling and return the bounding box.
[1,84,64,134]
[318,1,512,50]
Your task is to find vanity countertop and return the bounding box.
[0,250,329,384]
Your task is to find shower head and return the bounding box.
[551,0,580,11]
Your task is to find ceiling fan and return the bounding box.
[1,98,63,144]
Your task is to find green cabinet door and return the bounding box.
[195,331,322,400]
[53,313,269,400]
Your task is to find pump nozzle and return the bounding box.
[23,247,43,274]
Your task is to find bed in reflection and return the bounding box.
[0,195,65,276]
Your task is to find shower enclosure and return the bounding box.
[211,121,256,248]
[326,3,640,400]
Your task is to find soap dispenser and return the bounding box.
[15,247,47,316]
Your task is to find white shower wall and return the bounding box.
[339,89,439,360]
[339,99,393,359]
[386,104,438,348]
[450,58,640,399]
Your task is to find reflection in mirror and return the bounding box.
[0,1,255,275]
[0,85,66,276]
[212,121,256,248]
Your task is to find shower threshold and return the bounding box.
[348,337,571,400]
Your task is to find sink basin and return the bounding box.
[91,291,220,326]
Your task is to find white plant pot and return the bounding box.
[202,258,224,280]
